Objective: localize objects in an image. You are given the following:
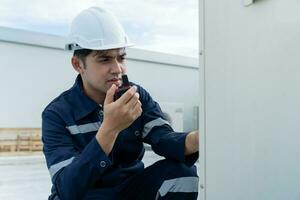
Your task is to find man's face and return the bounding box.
[79,48,127,97]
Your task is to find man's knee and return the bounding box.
[155,160,198,199]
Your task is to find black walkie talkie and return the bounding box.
[114,74,131,101]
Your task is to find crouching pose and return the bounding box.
[42,7,199,200]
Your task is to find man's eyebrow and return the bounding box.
[96,55,112,59]
[96,53,127,59]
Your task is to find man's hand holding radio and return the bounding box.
[96,84,142,155]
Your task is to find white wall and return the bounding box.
[127,58,199,131]
[199,0,300,200]
[1,42,76,128]
[0,27,199,131]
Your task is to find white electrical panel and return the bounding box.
[199,0,300,199]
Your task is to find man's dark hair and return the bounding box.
[73,49,93,66]
[73,49,116,67]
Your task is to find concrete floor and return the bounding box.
[0,151,199,200]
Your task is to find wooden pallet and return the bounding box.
[0,128,42,152]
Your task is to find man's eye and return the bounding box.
[98,59,109,62]
[119,57,126,61]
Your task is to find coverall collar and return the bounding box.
[71,75,100,121]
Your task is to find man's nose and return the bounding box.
[110,59,123,74]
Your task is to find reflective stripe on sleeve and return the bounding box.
[157,177,199,198]
[49,157,75,178]
[142,118,170,138]
[66,121,101,135]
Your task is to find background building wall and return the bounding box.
[0,27,199,132]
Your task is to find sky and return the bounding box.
[0,0,199,58]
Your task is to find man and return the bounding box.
[42,7,199,200]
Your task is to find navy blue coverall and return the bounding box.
[42,75,199,200]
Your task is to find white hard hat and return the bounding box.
[65,7,134,51]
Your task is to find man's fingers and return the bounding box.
[118,86,137,104]
[104,84,117,105]
[126,92,140,109]
[131,101,143,118]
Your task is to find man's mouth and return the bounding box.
[107,78,122,85]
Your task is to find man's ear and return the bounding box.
[71,56,84,74]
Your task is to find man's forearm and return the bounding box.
[96,124,119,156]
[185,131,199,155]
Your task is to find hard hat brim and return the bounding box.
[65,42,135,51]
